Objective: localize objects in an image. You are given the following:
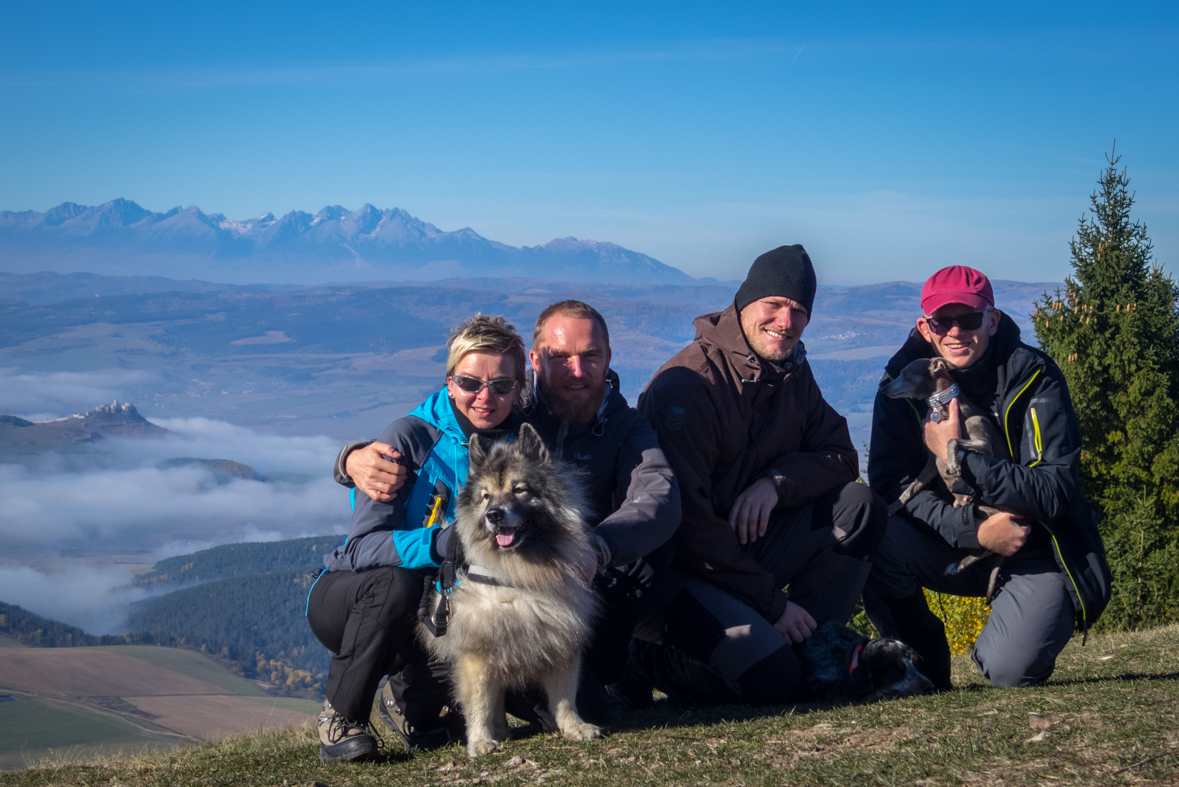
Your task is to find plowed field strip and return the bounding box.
[121,695,314,740]
[0,650,231,697]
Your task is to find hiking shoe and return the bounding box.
[318,699,378,763]
[377,681,455,753]
[606,651,656,712]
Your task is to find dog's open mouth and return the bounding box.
[494,526,519,548]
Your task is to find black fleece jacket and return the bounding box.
[520,369,681,567]
[868,313,1112,631]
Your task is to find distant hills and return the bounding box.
[0,199,702,286]
[0,270,1058,443]
[0,401,169,454]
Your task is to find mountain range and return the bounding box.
[0,199,703,286]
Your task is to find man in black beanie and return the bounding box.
[629,245,888,707]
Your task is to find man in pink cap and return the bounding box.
[864,266,1110,689]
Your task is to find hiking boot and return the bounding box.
[606,649,656,712]
[318,699,378,763]
[377,681,455,753]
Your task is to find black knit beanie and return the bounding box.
[734,244,817,317]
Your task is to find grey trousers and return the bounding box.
[863,514,1075,689]
[634,481,887,705]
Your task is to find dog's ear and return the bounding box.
[468,434,486,471]
[928,357,952,376]
[516,423,549,462]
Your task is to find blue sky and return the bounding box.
[2,1,1176,284]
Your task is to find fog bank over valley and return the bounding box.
[0,414,349,634]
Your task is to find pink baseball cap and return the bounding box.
[920,266,994,314]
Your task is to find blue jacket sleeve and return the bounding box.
[325,416,446,572]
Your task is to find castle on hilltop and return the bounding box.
[78,400,144,419]
[0,400,169,452]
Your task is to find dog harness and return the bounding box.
[418,531,521,638]
[926,383,960,422]
[419,529,463,637]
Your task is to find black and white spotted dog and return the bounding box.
[795,621,936,702]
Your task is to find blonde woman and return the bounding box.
[307,314,526,762]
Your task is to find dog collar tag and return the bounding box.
[930,411,942,423]
[927,383,961,415]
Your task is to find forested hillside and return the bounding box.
[0,602,127,648]
[137,535,338,588]
[126,535,343,696]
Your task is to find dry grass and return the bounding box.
[2,625,1177,785]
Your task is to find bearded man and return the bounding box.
[338,300,679,743]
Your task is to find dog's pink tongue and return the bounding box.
[496,529,516,547]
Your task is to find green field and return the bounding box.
[0,638,23,649]
[93,646,270,697]
[2,625,1176,785]
[0,645,312,771]
[0,696,183,772]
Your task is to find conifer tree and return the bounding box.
[1033,146,1179,628]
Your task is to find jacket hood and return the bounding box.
[407,387,467,448]
[694,304,808,382]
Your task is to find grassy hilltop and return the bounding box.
[3,625,1175,786]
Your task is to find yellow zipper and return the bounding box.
[425,495,444,528]
[1002,368,1087,631]
[1030,407,1043,467]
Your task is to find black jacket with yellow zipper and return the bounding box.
[868,312,1112,633]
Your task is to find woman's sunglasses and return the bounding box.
[924,308,993,335]
[450,375,519,396]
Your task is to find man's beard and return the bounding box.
[540,376,607,424]
[740,312,795,363]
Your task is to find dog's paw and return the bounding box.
[467,739,500,758]
[560,721,602,742]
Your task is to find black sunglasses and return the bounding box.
[924,308,993,335]
[451,375,519,396]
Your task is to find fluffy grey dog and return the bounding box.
[796,621,936,702]
[419,423,602,758]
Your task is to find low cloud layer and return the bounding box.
[0,367,157,421]
[0,564,152,636]
[1,415,352,634]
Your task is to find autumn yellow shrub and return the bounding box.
[925,590,990,655]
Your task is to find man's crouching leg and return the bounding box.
[861,515,958,691]
[751,481,888,625]
[970,554,1074,688]
[634,579,801,706]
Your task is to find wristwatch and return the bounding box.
[766,469,788,502]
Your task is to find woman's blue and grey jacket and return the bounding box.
[322,388,479,574]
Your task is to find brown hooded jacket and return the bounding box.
[638,304,858,622]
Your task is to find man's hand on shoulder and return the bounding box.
[346,442,408,503]
[976,510,1030,556]
[728,476,778,545]
[773,601,817,644]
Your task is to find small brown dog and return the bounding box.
[882,357,1009,599]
